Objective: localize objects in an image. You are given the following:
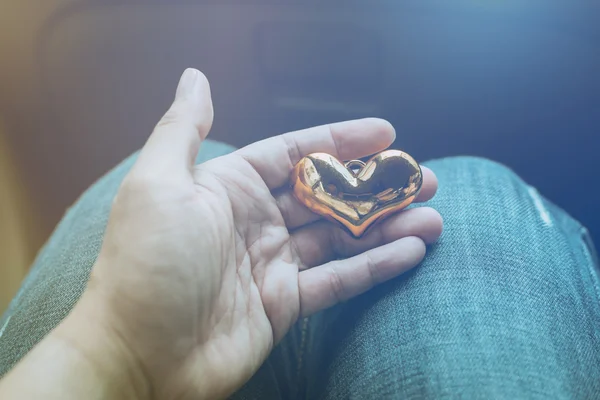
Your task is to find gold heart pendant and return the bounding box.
[290,150,423,238]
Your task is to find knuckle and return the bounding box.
[326,123,343,158]
[155,107,183,130]
[364,252,381,287]
[282,134,303,169]
[328,264,347,304]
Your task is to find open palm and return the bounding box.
[89,69,442,399]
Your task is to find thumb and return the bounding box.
[136,68,214,175]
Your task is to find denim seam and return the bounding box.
[580,227,600,305]
[295,316,310,400]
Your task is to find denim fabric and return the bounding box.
[300,157,600,399]
[1,141,599,399]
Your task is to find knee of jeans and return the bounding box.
[420,156,545,226]
[423,156,528,199]
[424,155,522,184]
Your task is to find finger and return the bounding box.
[277,166,439,230]
[292,207,442,269]
[236,118,396,190]
[299,236,426,316]
[135,68,214,176]
[416,166,438,203]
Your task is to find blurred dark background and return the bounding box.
[1,0,599,277]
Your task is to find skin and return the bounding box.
[0,69,442,400]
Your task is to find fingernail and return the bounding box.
[176,68,198,99]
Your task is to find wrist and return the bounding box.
[0,291,152,400]
[53,291,153,400]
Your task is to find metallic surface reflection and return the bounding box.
[291,150,423,238]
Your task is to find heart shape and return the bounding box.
[290,150,423,238]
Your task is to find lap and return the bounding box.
[303,156,600,399]
[1,146,598,399]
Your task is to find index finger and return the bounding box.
[235,118,396,190]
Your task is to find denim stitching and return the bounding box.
[295,317,310,400]
[580,227,600,304]
[0,316,11,340]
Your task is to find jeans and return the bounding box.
[1,140,599,399]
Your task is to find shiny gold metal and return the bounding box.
[290,150,423,238]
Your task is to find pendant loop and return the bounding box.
[345,160,366,175]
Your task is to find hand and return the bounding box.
[36,69,442,399]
